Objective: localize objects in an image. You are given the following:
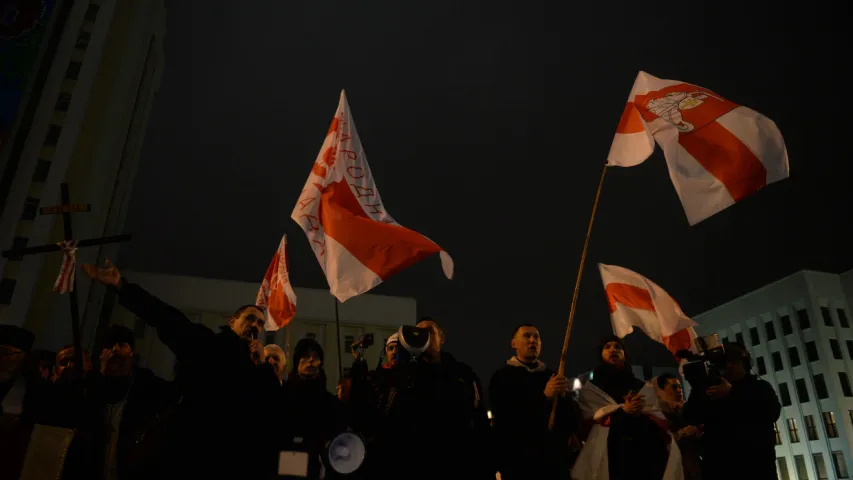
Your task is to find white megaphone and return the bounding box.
[323,432,366,475]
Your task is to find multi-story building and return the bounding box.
[0,0,166,352]
[694,269,853,480]
[109,271,417,393]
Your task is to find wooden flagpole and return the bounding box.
[549,163,608,430]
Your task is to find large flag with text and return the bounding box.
[256,235,297,331]
[607,71,789,225]
[598,263,697,360]
[291,90,453,302]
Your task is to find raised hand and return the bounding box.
[82,258,121,286]
[250,340,264,366]
[622,391,645,415]
[544,374,570,399]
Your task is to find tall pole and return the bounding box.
[549,164,608,430]
[61,183,84,379]
[334,298,343,380]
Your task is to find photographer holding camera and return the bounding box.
[682,343,781,480]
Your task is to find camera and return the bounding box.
[677,334,728,392]
[350,333,374,353]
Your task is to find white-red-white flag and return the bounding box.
[598,263,697,360]
[256,235,297,331]
[607,71,789,225]
[291,91,453,302]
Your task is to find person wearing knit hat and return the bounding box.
[383,332,400,369]
[282,337,344,479]
[100,324,136,377]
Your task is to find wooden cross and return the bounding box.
[2,183,131,376]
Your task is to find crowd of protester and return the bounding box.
[0,261,781,479]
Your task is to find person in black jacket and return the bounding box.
[383,318,493,480]
[489,324,582,479]
[683,343,781,480]
[280,338,344,479]
[83,260,282,480]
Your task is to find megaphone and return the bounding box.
[395,325,430,364]
[322,432,366,475]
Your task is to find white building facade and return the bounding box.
[110,271,417,393]
[0,0,166,352]
[694,270,853,480]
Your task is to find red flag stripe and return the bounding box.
[605,282,655,314]
[615,102,646,134]
[662,328,693,358]
[678,121,767,202]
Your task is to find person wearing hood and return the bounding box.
[83,260,282,479]
[279,337,344,479]
[489,324,582,479]
[572,335,684,480]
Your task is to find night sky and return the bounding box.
[122,1,851,383]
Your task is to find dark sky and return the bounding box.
[123,1,851,382]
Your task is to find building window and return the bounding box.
[343,335,354,353]
[814,453,829,480]
[781,315,793,336]
[814,374,829,399]
[44,124,61,146]
[833,451,850,479]
[774,422,783,445]
[787,418,800,443]
[305,332,316,340]
[265,331,276,345]
[847,340,853,360]
[765,321,777,340]
[84,3,100,21]
[839,372,853,397]
[820,306,833,327]
[794,455,808,480]
[795,378,810,403]
[777,457,791,480]
[804,415,819,441]
[75,31,90,49]
[823,412,839,438]
[757,356,767,376]
[772,351,784,371]
[830,339,842,359]
[65,61,81,80]
[838,309,850,328]
[779,382,792,406]
[796,309,811,330]
[805,341,820,362]
[735,332,744,346]
[749,327,760,346]
[788,346,801,367]
[55,93,71,112]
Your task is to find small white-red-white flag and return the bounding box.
[54,240,78,293]
[256,235,297,331]
[607,71,789,225]
[598,263,697,360]
[291,91,453,302]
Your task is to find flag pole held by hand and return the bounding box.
[549,164,608,430]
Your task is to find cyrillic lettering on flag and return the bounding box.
[607,71,789,225]
[256,235,297,331]
[291,90,453,302]
[599,263,697,360]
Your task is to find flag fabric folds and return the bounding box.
[598,263,697,360]
[607,71,789,225]
[256,235,297,331]
[291,90,453,302]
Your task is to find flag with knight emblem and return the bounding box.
[256,235,297,331]
[607,71,789,225]
[291,90,453,302]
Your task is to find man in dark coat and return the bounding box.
[84,260,282,479]
[684,343,781,480]
[0,324,37,480]
[279,338,344,479]
[489,324,582,479]
[383,318,493,480]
